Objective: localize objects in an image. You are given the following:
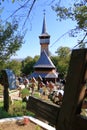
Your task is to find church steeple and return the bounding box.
[42,11,47,34]
[29,11,58,83]
[39,11,50,56]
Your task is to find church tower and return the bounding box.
[29,13,58,83]
[39,12,50,56]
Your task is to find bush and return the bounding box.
[20,88,29,98]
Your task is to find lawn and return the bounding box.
[0,100,35,119]
[0,84,40,119]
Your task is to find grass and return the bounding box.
[0,82,40,118]
[0,84,41,119]
[0,100,35,119]
[0,84,49,119]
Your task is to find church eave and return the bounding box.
[34,65,55,69]
[39,33,50,38]
[29,71,58,79]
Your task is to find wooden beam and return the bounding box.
[73,115,87,130]
[26,96,60,125]
[57,49,87,130]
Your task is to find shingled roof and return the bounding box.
[34,50,55,69]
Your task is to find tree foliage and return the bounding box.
[52,0,87,48]
[55,46,71,58]
[22,55,39,75]
[0,21,24,64]
[0,46,70,78]
[6,60,22,76]
[51,46,71,76]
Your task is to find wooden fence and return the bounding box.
[27,48,87,130]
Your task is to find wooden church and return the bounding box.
[29,13,58,83]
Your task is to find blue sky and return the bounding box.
[1,0,78,59]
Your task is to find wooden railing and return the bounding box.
[27,49,87,130]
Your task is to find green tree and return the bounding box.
[51,56,59,68]
[55,46,71,58]
[6,60,22,76]
[22,56,39,75]
[0,21,24,64]
[51,46,71,76]
[52,0,87,48]
[0,61,7,72]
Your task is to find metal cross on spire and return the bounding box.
[43,9,46,16]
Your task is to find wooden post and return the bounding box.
[1,69,16,111]
[3,85,9,112]
[2,71,9,112]
[56,49,87,130]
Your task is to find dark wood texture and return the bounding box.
[57,49,87,130]
[27,96,60,125]
[2,71,9,112]
[73,115,87,130]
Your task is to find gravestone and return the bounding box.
[1,69,16,111]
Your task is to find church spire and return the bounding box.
[42,10,47,34]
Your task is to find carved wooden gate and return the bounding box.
[27,49,87,130]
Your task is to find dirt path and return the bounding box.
[0,120,46,130]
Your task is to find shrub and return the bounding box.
[20,88,29,98]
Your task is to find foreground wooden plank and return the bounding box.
[26,96,60,125]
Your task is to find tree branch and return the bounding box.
[23,0,37,27]
[73,32,87,48]
[5,0,37,27]
[5,0,30,21]
[50,28,74,48]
